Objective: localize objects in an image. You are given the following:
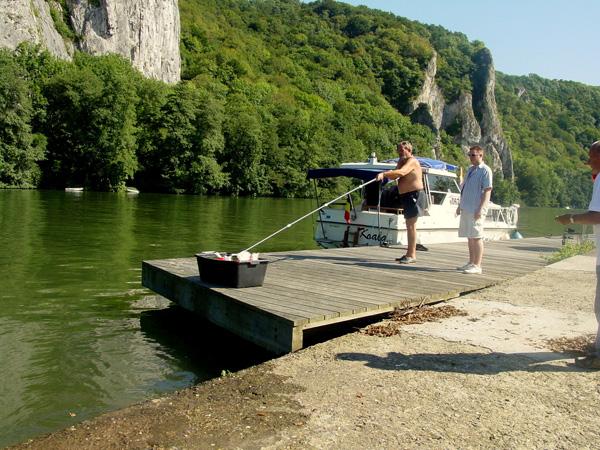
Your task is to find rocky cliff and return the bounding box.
[0,0,180,83]
[408,50,513,180]
[0,0,72,59]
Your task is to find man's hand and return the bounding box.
[455,206,461,216]
[376,172,386,182]
[474,210,481,220]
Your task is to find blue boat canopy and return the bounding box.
[307,157,457,181]
[383,157,458,171]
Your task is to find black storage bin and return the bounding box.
[196,254,268,288]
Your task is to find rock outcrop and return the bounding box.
[68,0,180,83]
[0,0,180,83]
[0,0,72,59]
[408,51,513,180]
[471,48,513,179]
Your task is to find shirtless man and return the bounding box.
[376,141,425,263]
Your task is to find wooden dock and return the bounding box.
[142,237,561,354]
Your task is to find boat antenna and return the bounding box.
[241,177,378,253]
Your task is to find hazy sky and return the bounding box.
[340,0,599,86]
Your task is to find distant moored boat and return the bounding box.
[65,187,84,192]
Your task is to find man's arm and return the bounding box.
[556,211,600,225]
[376,158,418,181]
[474,187,492,220]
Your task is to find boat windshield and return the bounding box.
[426,173,460,205]
[428,174,460,193]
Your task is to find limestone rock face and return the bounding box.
[0,0,71,59]
[471,48,513,179]
[442,92,482,146]
[0,0,180,83]
[409,51,514,180]
[408,55,445,131]
[67,0,180,83]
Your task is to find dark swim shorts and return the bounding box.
[398,190,425,219]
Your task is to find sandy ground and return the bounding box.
[10,255,600,449]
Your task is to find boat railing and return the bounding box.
[486,204,518,225]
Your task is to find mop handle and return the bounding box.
[241,177,378,253]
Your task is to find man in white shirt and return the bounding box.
[556,140,600,369]
[456,146,493,274]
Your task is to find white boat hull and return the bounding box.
[314,196,518,248]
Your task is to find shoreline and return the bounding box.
[10,255,600,449]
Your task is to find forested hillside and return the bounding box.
[1,0,599,207]
[496,74,600,207]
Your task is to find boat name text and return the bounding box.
[360,229,388,243]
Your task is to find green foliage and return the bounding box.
[40,53,139,190]
[48,2,75,41]
[545,240,595,264]
[140,81,228,194]
[0,49,45,187]
[491,173,520,205]
[496,73,600,207]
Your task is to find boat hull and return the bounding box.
[314,205,518,248]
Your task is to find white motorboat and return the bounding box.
[307,155,519,248]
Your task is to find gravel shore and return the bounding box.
[11,255,600,449]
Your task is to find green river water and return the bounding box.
[0,190,582,447]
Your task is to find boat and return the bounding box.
[65,187,84,192]
[307,154,519,248]
[125,187,140,194]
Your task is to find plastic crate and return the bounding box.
[196,254,268,288]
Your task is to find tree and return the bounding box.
[0,50,45,187]
[41,53,139,190]
[145,81,228,194]
[222,95,270,196]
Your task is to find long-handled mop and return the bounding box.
[239,177,379,256]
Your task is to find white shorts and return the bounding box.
[458,212,484,239]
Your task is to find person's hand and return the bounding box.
[555,214,572,225]
[474,211,481,220]
[455,206,461,216]
[376,172,385,181]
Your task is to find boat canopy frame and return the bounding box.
[306,157,458,182]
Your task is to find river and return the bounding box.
[0,190,584,447]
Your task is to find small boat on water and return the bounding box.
[125,187,139,194]
[307,154,519,248]
[65,187,84,192]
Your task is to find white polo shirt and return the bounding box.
[588,175,600,265]
[459,163,493,214]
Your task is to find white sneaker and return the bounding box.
[456,262,474,271]
[463,265,482,274]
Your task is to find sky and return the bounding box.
[340,0,599,86]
